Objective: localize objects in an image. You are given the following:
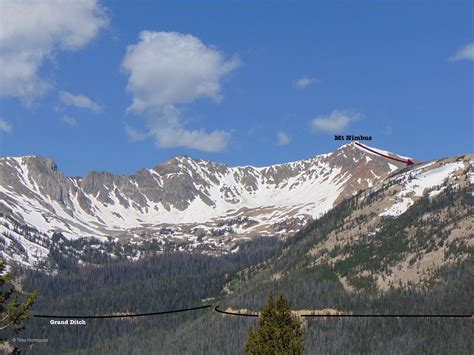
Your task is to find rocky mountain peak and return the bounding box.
[0,142,431,268]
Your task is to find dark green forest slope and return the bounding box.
[11,186,474,354]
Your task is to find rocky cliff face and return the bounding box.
[0,142,417,268]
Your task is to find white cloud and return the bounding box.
[0,119,13,133]
[59,91,103,113]
[277,131,291,145]
[122,31,240,113]
[449,43,474,61]
[143,105,230,152]
[311,110,360,133]
[63,115,78,127]
[125,125,150,141]
[294,76,318,89]
[122,31,238,152]
[0,0,108,102]
[151,124,230,152]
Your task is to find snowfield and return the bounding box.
[379,161,467,217]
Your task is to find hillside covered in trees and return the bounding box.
[7,182,472,354]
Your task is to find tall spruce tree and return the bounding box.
[246,292,304,354]
[0,259,37,353]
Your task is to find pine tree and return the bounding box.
[246,292,304,354]
[0,259,37,353]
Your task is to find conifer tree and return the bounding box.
[0,259,37,353]
[246,292,303,354]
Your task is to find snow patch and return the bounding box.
[380,161,465,217]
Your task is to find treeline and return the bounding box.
[222,185,473,310]
[229,185,472,298]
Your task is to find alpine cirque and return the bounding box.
[1,142,471,271]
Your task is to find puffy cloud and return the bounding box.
[122,31,238,152]
[0,0,108,102]
[277,131,291,145]
[122,31,240,113]
[63,115,78,127]
[151,124,230,152]
[0,119,13,133]
[143,105,230,152]
[311,110,360,133]
[449,43,474,61]
[59,91,103,113]
[294,76,318,89]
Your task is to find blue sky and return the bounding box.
[0,0,472,176]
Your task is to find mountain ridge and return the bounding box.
[3,143,470,271]
[0,141,413,176]
[0,142,403,229]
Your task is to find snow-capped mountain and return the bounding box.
[4,142,468,269]
[306,153,473,290]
